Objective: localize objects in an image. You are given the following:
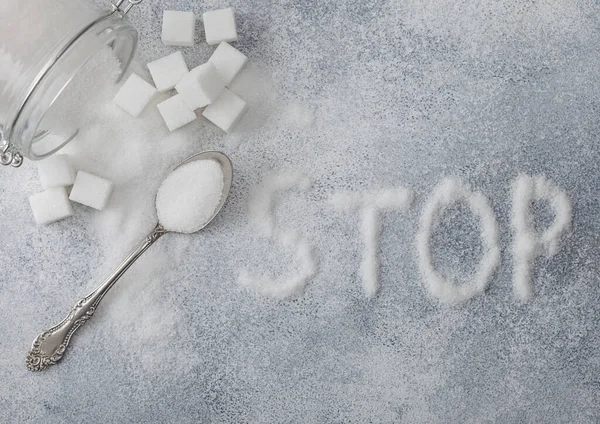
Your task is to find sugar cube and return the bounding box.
[157,94,197,132]
[37,154,76,189]
[29,187,74,226]
[175,63,226,110]
[113,73,158,117]
[203,8,238,46]
[162,11,196,47]
[202,88,247,133]
[147,51,189,92]
[208,42,248,86]
[69,171,114,210]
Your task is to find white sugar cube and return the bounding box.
[147,51,189,92]
[37,154,76,189]
[69,171,114,210]
[202,88,247,133]
[203,8,238,46]
[157,94,197,132]
[29,187,74,226]
[113,73,158,117]
[175,63,226,110]
[208,42,248,86]
[162,11,196,47]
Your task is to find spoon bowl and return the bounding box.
[165,150,233,234]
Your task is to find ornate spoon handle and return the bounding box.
[26,223,168,371]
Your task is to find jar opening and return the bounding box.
[9,11,138,160]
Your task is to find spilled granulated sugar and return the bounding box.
[416,178,501,304]
[239,171,318,299]
[511,174,572,301]
[330,188,413,298]
[1,0,599,421]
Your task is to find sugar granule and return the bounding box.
[155,159,224,233]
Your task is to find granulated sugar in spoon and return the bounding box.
[26,151,233,371]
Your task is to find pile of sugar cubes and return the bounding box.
[113,7,248,133]
[29,155,113,225]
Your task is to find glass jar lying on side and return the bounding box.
[0,0,142,167]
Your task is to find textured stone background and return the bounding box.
[1,0,600,422]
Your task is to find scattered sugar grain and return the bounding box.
[416,178,500,304]
[248,171,311,237]
[240,172,317,299]
[511,175,572,301]
[2,1,597,420]
[330,188,413,298]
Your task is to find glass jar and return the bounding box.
[0,0,142,167]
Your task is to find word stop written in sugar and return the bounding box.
[240,173,572,304]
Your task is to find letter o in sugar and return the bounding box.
[416,178,501,304]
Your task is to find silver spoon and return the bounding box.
[26,151,233,371]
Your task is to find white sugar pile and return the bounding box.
[155,159,224,233]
